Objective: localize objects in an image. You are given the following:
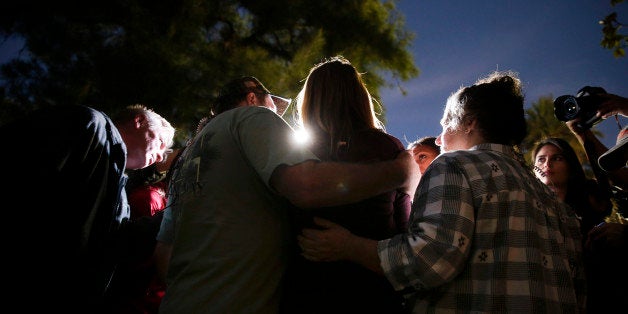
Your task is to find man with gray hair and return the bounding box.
[0,104,175,312]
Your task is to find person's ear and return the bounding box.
[465,118,477,134]
[245,92,257,105]
[134,114,147,129]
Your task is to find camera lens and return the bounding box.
[554,95,580,121]
[565,98,578,116]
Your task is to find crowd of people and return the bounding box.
[2,55,626,314]
[300,70,588,312]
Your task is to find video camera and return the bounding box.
[553,86,607,129]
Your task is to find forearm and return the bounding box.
[576,129,628,192]
[345,236,384,275]
[571,129,614,193]
[583,132,613,186]
[608,168,628,191]
[273,159,407,208]
[153,241,172,283]
[299,217,385,274]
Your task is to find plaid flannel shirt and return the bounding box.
[378,143,586,313]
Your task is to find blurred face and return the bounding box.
[412,145,439,174]
[435,125,469,153]
[534,144,569,188]
[125,119,171,170]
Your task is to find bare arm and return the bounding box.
[596,93,628,119]
[271,149,419,208]
[298,217,383,274]
[585,222,628,252]
[567,120,614,192]
[153,241,173,283]
[567,119,628,191]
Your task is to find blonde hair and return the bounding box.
[297,56,383,158]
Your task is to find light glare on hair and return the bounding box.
[292,128,311,146]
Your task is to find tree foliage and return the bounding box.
[601,0,627,57]
[0,0,419,144]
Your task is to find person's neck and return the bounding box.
[547,184,567,201]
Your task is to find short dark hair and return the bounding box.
[407,136,440,153]
[213,76,270,115]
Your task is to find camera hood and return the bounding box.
[576,86,607,98]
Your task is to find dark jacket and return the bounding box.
[283,129,411,314]
[0,105,129,312]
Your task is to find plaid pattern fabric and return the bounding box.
[379,143,586,313]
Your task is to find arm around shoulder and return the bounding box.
[270,150,419,208]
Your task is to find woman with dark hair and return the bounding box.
[297,71,586,313]
[531,137,611,236]
[531,137,617,313]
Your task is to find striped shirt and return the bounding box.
[378,143,586,313]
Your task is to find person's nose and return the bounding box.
[435,135,442,146]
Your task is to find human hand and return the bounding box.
[565,119,587,136]
[399,149,420,197]
[585,222,627,251]
[298,217,354,262]
[596,93,628,119]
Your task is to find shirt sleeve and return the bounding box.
[156,206,175,244]
[236,108,319,188]
[377,155,476,291]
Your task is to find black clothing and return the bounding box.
[1,105,129,312]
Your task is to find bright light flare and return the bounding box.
[292,128,311,146]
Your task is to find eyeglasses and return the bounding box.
[270,95,291,105]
